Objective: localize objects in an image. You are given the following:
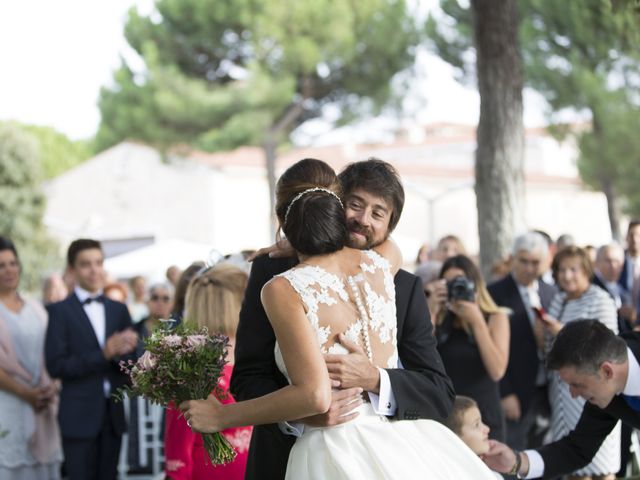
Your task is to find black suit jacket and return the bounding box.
[619,255,640,317]
[618,255,633,294]
[488,274,556,414]
[537,332,640,478]
[45,294,133,439]
[593,273,635,334]
[230,255,455,480]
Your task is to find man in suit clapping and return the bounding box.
[45,239,138,480]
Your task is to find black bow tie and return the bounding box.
[83,295,105,306]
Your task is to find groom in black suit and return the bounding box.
[484,319,640,479]
[45,239,138,480]
[231,159,455,479]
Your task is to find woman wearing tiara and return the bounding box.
[181,158,495,478]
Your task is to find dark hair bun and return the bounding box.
[283,192,348,256]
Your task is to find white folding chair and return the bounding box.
[117,394,165,479]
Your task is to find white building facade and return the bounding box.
[43,125,613,278]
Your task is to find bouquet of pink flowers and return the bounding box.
[119,323,236,465]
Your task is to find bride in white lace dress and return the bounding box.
[182,159,495,479]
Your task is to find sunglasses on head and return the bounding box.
[150,294,170,302]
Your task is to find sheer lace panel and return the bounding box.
[277,250,398,371]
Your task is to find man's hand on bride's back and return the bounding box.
[247,239,294,261]
[325,334,380,393]
[298,386,363,427]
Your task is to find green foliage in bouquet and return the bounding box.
[119,322,235,465]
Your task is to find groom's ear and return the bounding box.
[599,362,615,380]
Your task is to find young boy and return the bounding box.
[446,396,491,455]
[446,396,503,478]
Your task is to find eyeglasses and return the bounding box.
[150,295,171,302]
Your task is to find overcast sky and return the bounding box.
[0,0,548,142]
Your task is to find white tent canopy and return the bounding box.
[104,238,219,283]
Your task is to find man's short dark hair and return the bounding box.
[67,239,103,267]
[547,319,627,374]
[338,158,405,233]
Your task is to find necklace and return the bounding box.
[347,276,373,362]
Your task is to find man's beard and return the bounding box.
[346,220,385,250]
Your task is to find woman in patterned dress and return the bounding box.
[180,158,496,479]
[539,246,619,480]
[164,264,252,480]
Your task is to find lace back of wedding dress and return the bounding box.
[277,252,499,480]
[275,250,398,379]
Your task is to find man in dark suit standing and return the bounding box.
[619,221,640,320]
[45,239,138,480]
[231,159,455,480]
[484,319,640,478]
[488,232,557,451]
[595,242,636,333]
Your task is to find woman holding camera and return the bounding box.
[430,255,510,442]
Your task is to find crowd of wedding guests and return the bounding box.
[0,236,254,480]
[1,221,640,479]
[416,224,640,480]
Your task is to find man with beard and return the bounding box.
[231,158,455,479]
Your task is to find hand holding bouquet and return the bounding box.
[119,323,236,465]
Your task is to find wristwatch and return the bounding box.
[508,450,523,477]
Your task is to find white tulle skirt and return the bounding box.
[286,403,497,479]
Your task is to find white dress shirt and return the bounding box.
[516,281,546,385]
[74,286,110,397]
[368,367,397,415]
[524,348,640,478]
[516,282,540,325]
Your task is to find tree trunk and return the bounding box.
[263,136,278,241]
[591,113,623,242]
[262,87,310,241]
[472,0,525,280]
[601,177,623,242]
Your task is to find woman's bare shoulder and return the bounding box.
[262,275,295,299]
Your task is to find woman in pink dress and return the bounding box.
[164,263,252,480]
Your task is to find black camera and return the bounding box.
[446,276,475,302]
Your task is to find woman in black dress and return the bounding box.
[431,255,510,441]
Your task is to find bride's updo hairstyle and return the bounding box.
[275,158,349,256]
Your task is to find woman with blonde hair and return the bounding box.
[183,264,247,363]
[164,263,252,480]
[433,254,510,442]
